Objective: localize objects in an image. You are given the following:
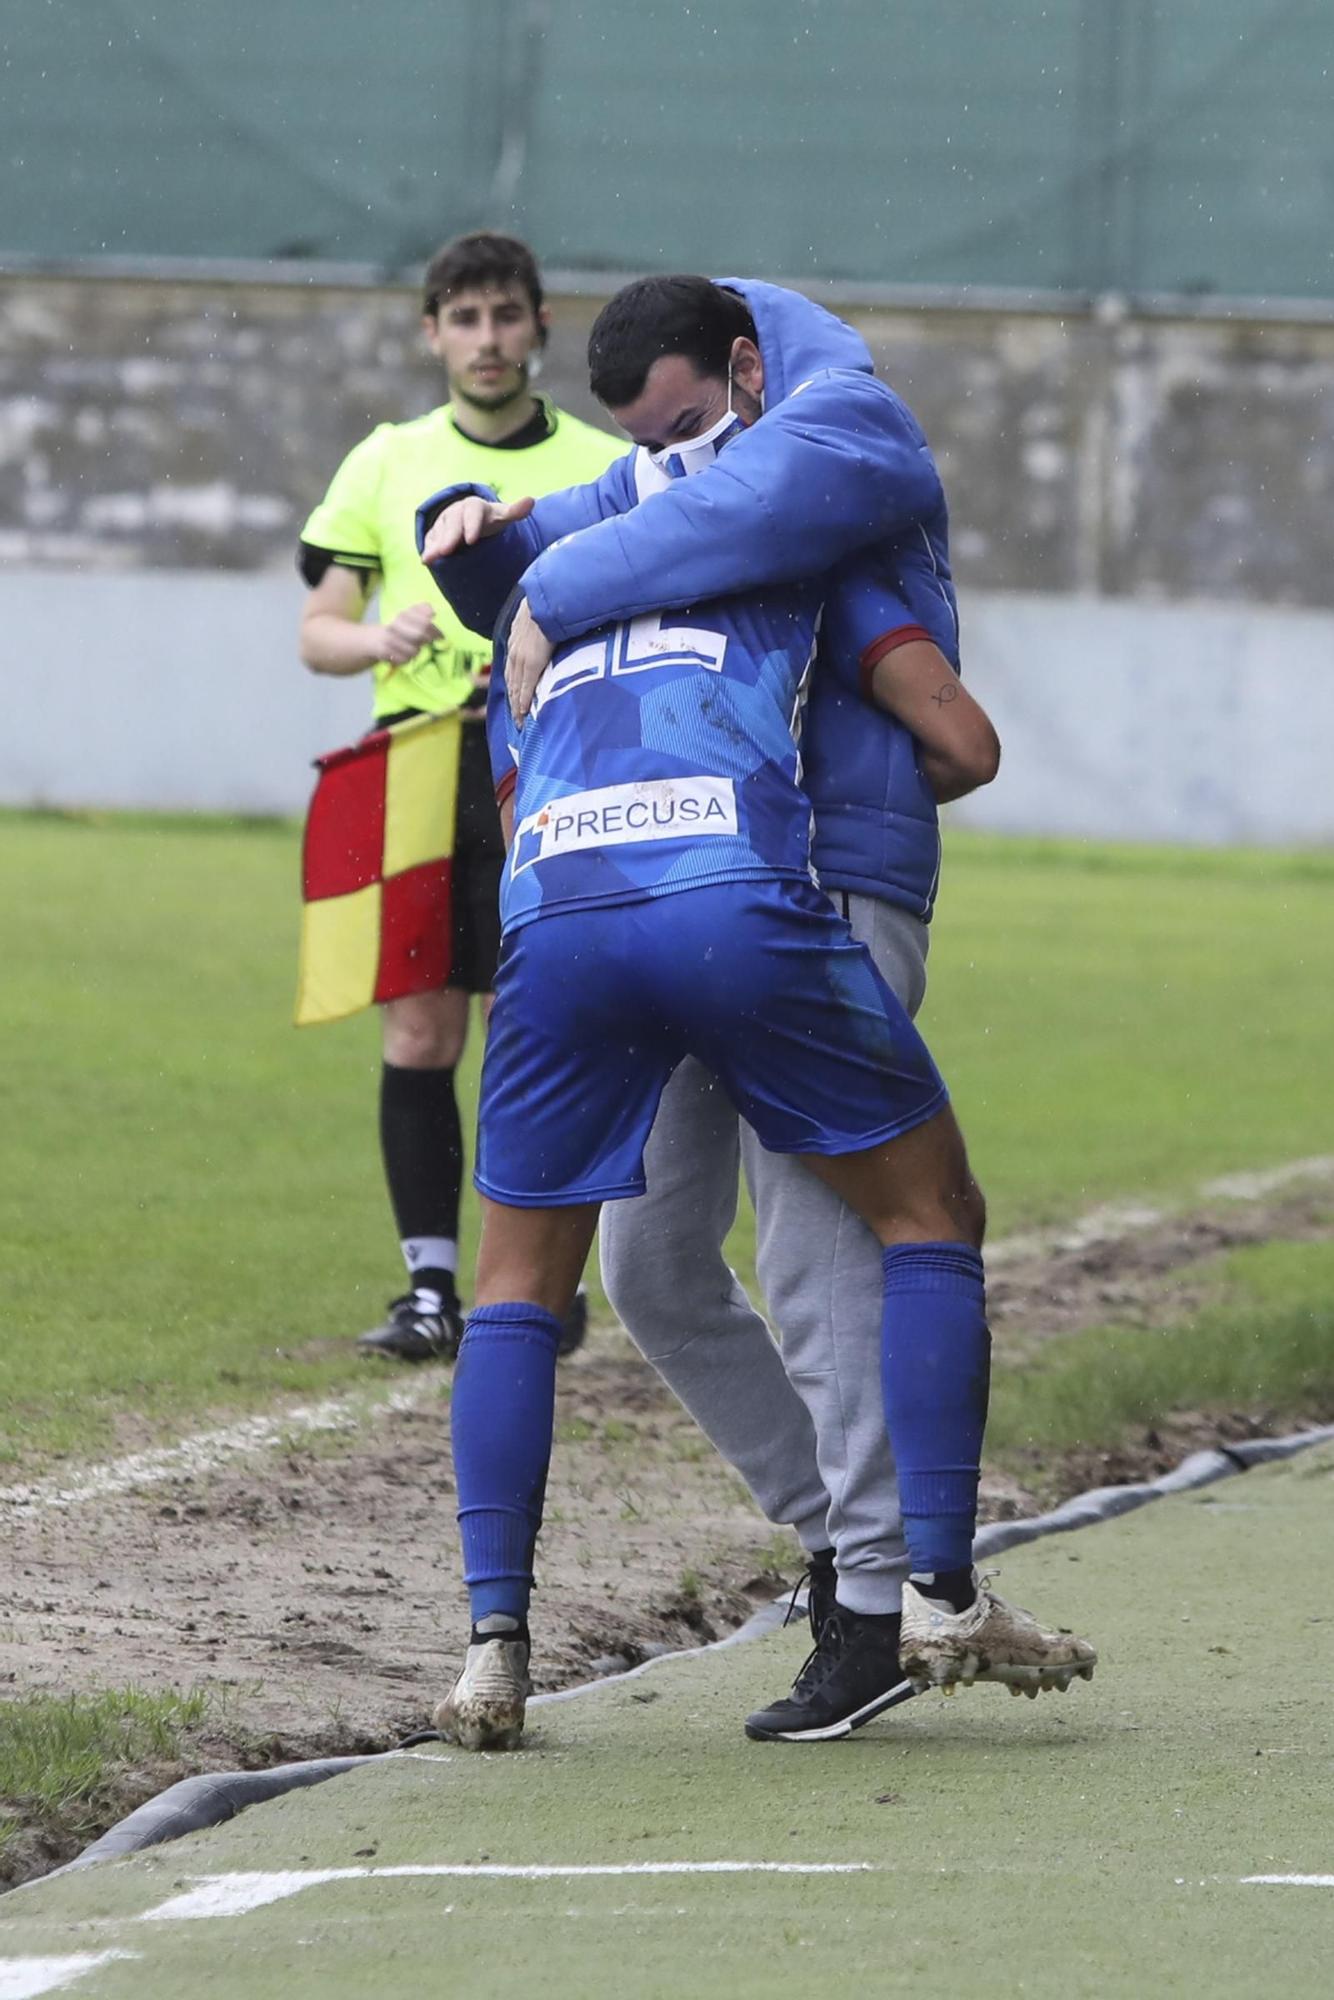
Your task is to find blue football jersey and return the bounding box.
[491,579,831,933]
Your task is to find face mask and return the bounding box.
[649,368,746,479]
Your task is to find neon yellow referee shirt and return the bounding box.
[300,396,621,719]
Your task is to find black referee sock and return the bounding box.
[379,1063,464,1298]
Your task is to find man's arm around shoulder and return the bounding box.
[522,371,944,646]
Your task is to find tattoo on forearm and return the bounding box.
[930,681,959,708]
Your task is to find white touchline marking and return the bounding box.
[143,1871,364,1920]
[1201,1157,1334,1201]
[985,1203,1163,1267]
[986,1154,1333,1268]
[142,1862,874,1920]
[0,1383,431,1513]
[372,1862,873,1878]
[0,1954,136,2000]
[7,1153,1330,1518]
[1242,1874,1334,1887]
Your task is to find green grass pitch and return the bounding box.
[2,812,1331,1460]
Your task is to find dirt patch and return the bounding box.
[1001,1405,1334,1513]
[3,1352,783,1725]
[3,1184,1331,1888]
[0,1346,805,1888]
[987,1185,1333,1353]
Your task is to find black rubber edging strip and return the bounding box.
[50,1418,1334,1878]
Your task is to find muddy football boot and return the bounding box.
[357,1291,465,1363]
[435,1626,531,1751]
[900,1575,1097,1697]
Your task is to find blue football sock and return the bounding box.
[880,1242,990,1576]
[451,1300,563,1626]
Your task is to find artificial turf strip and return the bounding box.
[3,810,1332,1458]
[5,1444,1332,1999]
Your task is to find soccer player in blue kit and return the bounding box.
[427,275,982,1743]
[422,467,1096,1750]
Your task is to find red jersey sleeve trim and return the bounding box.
[495,766,518,807]
[858,624,932,702]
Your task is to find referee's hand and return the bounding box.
[377,601,442,666]
[421,494,535,565]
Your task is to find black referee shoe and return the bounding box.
[357,1291,464,1363]
[744,1604,917,1743]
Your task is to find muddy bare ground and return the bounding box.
[3,1186,1331,1886]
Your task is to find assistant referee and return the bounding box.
[298,232,619,1361]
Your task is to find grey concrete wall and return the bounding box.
[3,568,1328,846]
[0,571,365,817]
[951,594,1334,846]
[4,273,1334,606]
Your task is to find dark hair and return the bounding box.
[422,231,544,319]
[588,276,757,406]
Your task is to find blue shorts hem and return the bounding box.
[473,1170,649,1209]
[756,1083,950,1158]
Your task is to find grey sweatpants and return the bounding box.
[599,893,929,1615]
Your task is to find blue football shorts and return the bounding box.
[474,875,950,1207]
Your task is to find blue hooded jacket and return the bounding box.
[418,280,959,917]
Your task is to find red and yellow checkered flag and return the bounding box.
[295,713,462,1027]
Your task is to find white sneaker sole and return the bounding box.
[746,1676,918,1743]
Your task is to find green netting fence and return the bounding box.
[3,0,1331,299]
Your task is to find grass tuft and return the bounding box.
[989,1240,1334,1459]
[0,1685,209,1862]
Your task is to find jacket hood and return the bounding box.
[715,277,874,403]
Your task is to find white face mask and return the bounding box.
[649,369,746,479]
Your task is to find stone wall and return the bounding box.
[4,273,1333,606]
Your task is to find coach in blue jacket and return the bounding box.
[419,275,1000,1742]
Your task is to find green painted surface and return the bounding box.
[4,1445,1332,1996]
[4,3,1332,300]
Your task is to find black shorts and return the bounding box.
[375,710,503,995]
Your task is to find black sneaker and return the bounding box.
[558,1288,589,1358]
[744,1604,917,1743]
[357,1291,464,1363]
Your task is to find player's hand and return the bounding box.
[376,601,441,666]
[505,596,554,724]
[421,494,536,565]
